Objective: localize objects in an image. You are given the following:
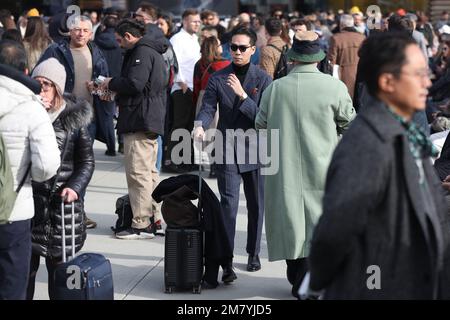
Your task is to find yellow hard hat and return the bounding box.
[27,8,40,17]
[350,6,361,14]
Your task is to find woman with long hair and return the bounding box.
[23,17,52,70]
[26,58,94,300]
[193,36,230,108]
[193,36,230,178]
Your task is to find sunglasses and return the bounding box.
[230,44,253,52]
[37,80,54,91]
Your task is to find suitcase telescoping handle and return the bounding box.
[61,197,76,263]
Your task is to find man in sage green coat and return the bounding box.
[255,31,356,298]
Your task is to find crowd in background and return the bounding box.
[2,1,450,300]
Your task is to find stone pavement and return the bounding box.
[33,141,293,300]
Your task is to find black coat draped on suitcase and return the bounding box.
[152,174,233,287]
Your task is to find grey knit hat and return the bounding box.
[32,58,67,93]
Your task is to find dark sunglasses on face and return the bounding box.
[230,44,252,52]
[38,80,54,90]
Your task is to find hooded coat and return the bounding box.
[0,64,60,222]
[95,27,123,78]
[109,34,168,135]
[31,95,95,259]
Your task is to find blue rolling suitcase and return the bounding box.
[53,201,114,300]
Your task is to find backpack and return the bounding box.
[0,133,29,224]
[111,194,133,233]
[268,44,289,80]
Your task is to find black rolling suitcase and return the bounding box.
[164,227,203,294]
[53,200,114,300]
[164,162,204,294]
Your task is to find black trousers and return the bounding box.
[286,258,308,299]
[166,89,196,164]
[217,168,264,266]
[0,219,31,300]
[27,253,59,300]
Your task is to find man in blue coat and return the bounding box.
[37,15,114,158]
[194,26,272,285]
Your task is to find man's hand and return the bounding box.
[178,82,188,94]
[86,81,96,93]
[227,74,245,98]
[98,77,112,91]
[61,188,79,203]
[192,126,205,141]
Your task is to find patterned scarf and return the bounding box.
[387,108,439,159]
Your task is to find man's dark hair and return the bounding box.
[138,1,158,21]
[230,26,257,46]
[1,29,23,44]
[182,8,199,20]
[200,9,215,21]
[358,32,416,96]
[265,17,283,36]
[0,40,27,72]
[290,19,314,31]
[116,19,146,38]
[103,15,119,29]
[388,13,414,35]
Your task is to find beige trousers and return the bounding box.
[123,132,161,229]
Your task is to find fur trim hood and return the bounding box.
[58,94,93,131]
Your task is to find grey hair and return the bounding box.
[340,14,355,29]
[68,15,93,31]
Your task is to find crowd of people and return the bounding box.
[1,1,450,300]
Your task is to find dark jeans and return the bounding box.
[27,253,59,300]
[0,219,32,300]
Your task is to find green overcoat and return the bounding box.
[255,64,356,261]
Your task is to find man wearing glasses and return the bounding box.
[193,27,272,287]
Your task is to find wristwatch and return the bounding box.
[240,92,248,101]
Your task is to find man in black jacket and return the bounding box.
[101,19,167,239]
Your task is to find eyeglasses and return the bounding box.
[37,80,54,91]
[230,44,253,52]
[399,69,432,79]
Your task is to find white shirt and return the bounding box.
[170,28,201,93]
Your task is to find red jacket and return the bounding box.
[193,59,230,106]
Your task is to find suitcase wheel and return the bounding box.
[192,285,201,294]
[165,286,173,294]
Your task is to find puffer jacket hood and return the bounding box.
[139,24,169,54]
[95,28,120,50]
[0,64,61,223]
[0,64,42,118]
[59,94,94,131]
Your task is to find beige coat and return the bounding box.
[259,36,288,79]
[327,30,365,99]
